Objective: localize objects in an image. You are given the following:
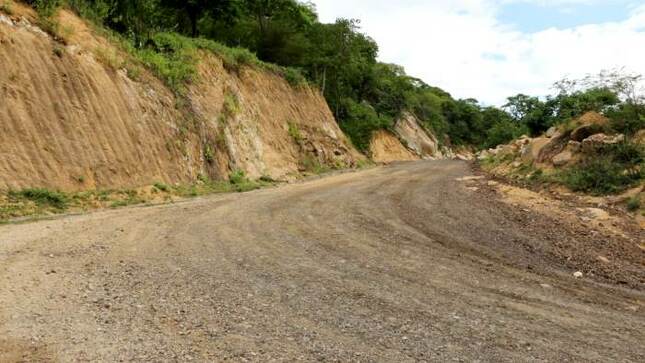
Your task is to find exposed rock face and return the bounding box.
[0,10,362,190]
[369,130,418,163]
[521,137,550,163]
[581,133,625,152]
[393,112,441,159]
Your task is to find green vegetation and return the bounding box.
[287,121,302,143]
[558,142,644,195]
[9,188,68,209]
[0,1,14,14]
[0,175,276,222]
[626,197,641,212]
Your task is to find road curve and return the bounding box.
[0,160,643,362]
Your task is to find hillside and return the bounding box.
[0,4,362,192]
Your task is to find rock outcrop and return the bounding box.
[369,112,449,163]
[393,112,442,159]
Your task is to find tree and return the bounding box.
[161,0,239,37]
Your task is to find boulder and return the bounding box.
[552,151,573,166]
[581,133,625,152]
[567,140,582,153]
[521,137,550,163]
[546,127,558,138]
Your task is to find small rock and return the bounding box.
[597,256,610,264]
[546,127,558,138]
[540,283,553,289]
[573,271,583,278]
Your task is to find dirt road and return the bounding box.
[1,160,643,362]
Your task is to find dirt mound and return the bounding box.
[369,130,418,163]
[0,8,362,191]
[576,111,610,127]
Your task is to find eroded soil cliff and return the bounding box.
[0,6,361,191]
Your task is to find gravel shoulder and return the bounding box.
[1,160,643,362]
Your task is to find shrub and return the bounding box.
[287,121,302,143]
[339,99,392,152]
[559,142,644,195]
[228,170,247,185]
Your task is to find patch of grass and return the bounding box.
[94,46,123,70]
[153,182,170,192]
[223,92,240,117]
[626,197,641,212]
[356,158,375,170]
[203,144,214,163]
[52,45,64,57]
[1,172,278,222]
[301,156,330,175]
[9,188,68,209]
[287,121,302,143]
[0,1,14,15]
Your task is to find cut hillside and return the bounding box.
[369,112,450,163]
[369,130,418,163]
[0,6,362,192]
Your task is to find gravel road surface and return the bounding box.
[1,160,643,362]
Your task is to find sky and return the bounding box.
[312,0,645,106]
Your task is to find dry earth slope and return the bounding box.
[0,5,361,192]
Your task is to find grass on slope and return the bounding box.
[0,173,274,223]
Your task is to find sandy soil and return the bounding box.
[0,160,643,362]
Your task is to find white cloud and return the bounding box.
[313,0,645,105]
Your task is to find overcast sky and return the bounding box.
[312,0,645,106]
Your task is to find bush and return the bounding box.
[605,102,645,136]
[626,197,641,212]
[229,170,247,185]
[339,99,392,152]
[559,142,644,195]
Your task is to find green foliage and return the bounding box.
[0,1,14,15]
[229,170,247,185]
[626,197,641,212]
[287,121,302,142]
[339,99,391,152]
[558,142,644,195]
[605,102,645,136]
[53,45,64,57]
[10,188,68,209]
[153,182,170,192]
[203,144,214,163]
[134,32,199,94]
